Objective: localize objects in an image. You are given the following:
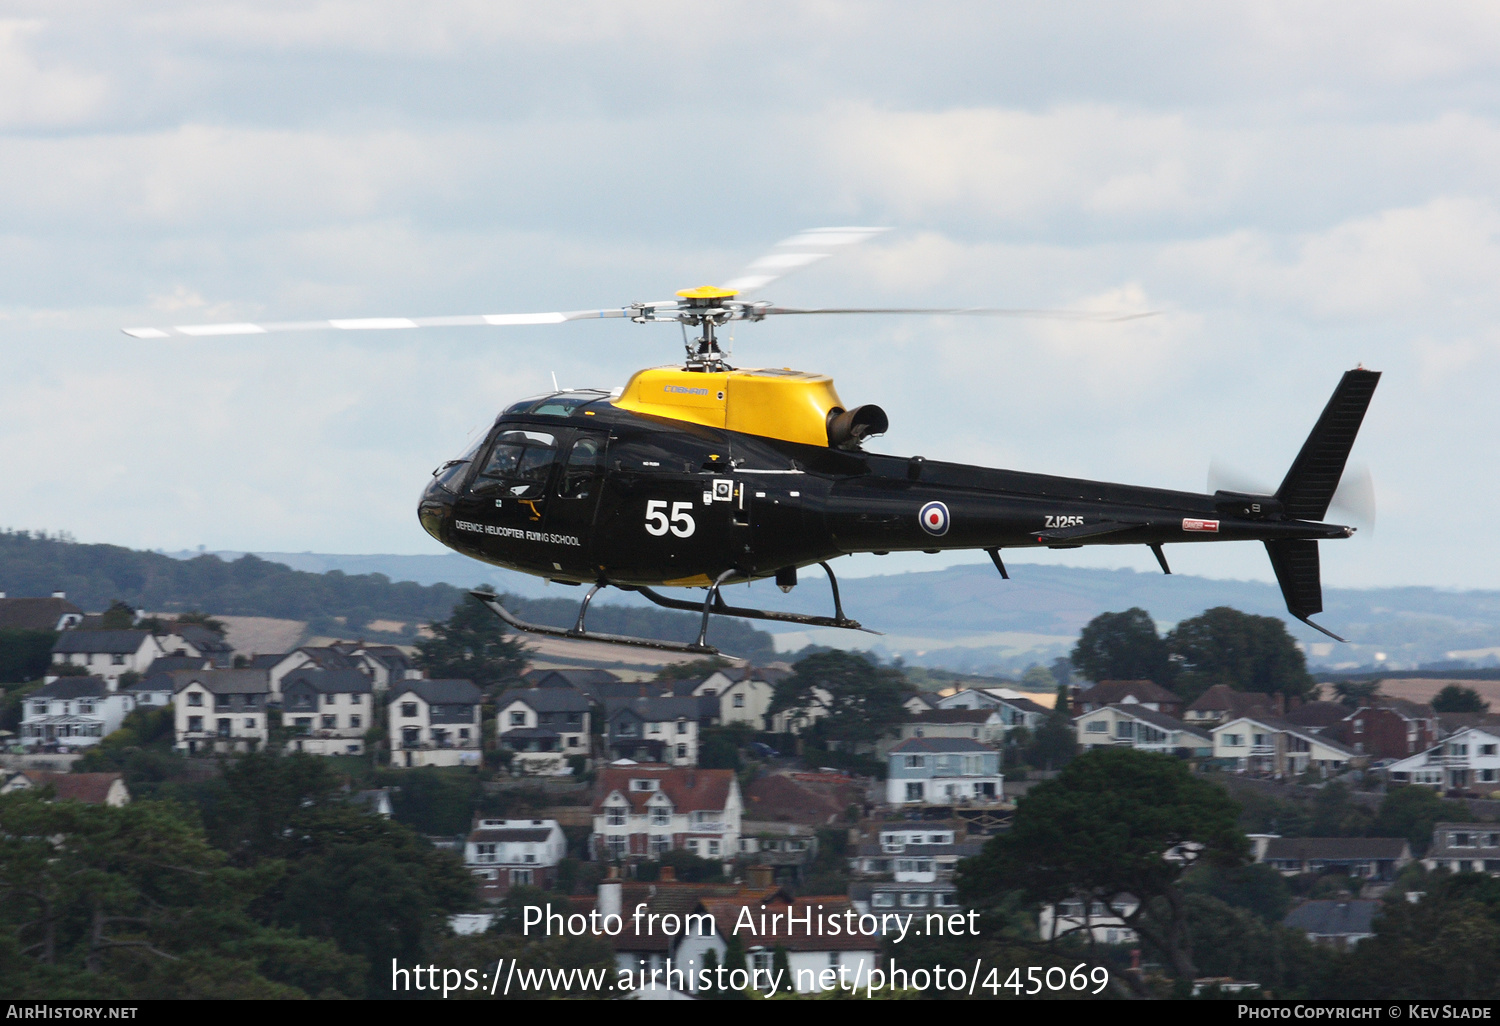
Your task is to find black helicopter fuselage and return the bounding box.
[417,389,1352,592]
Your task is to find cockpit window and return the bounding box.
[506,392,608,418]
[429,434,487,494]
[559,436,603,498]
[472,429,558,498]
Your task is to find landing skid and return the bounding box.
[470,561,878,656]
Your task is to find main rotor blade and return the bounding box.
[761,306,1158,321]
[122,308,628,338]
[720,226,890,295]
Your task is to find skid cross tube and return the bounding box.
[630,561,879,635]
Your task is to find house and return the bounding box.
[1385,727,1500,792]
[19,677,135,750]
[849,879,961,915]
[1074,680,1182,718]
[172,669,272,754]
[580,876,767,979]
[1331,699,1439,760]
[1,770,130,806]
[1075,704,1212,757]
[605,696,702,766]
[281,668,373,756]
[1256,837,1411,880]
[885,737,1003,805]
[677,893,881,994]
[934,688,1049,732]
[158,623,235,667]
[768,684,832,735]
[848,822,983,884]
[524,667,622,698]
[1283,701,1351,733]
[0,593,84,631]
[1282,899,1380,949]
[50,631,166,688]
[1212,715,1361,777]
[352,645,421,689]
[123,672,177,708]
[1421,823,1500,874]
[262,645,362,698]
[738,822,819,885]
[591,764,742,861]
[465,818,567,898]
[902,691,939,716]
[388,679,483,767]
[741,771,869,827]
[892,708,1005,749]
[142,655,213,677]
[677,666,788,731]
[1183,685,1275,727]
[496,687,591,775]
[1038,896,1140,945]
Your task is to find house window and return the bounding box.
[1452,833,1473,847]
[188,716,203,732]
[650,834,671,855]
[112,653,125,665]
[216,719,231,737]
[900,892,929,907]
[606,807,626,826]
[630,779,659,791]
[79,701,95,714]
[903,755,925,769]
[685,839,700,855]
[511,869,533,886]
[905,782,924,802]
[913,726,925,738]
[322,715,336,729]
[401,703,417,718]
[31,702,48,715]
[828,952,840,968]
[651,807,670,827]
[934,892,958,907]
[733,694,745,708]
[295,717,312,729]
[676,744,687,760]
[1223,734,1242,747]
[676,719,687,734]
[352,694,362,705]
[606,836,627,859]
[1086,721,1108,734]
[568,736,579,747]
[459,728,471,740]
[188,692,203,707]
[510,711,527,726]
[751,951,773,974]
[324,693,337,707]
[1116,722,1135,740]
[475,843,497,863]
[1481,745,1498,756]
[244,718,256,729]
[872,893,895,908]
[350,715,361,729]
[708,840,721,856]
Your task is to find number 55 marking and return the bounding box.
[645,499,696,537]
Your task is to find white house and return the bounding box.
[1039,896,1140,945]
[388,679,482,767]
[768,685,833,735]
[19,676,134,749]
[497,688,591,775]
[465,818,566,895]
[605,696,702,766]
[894,708,1005,746]
[676,894,881,995]
[157,623,234,667]
[1387,727,1500,793]
[173,669,271,754]
[50,631,166,689]
[934,688,1049,733]
[1075,704,1212,757]
[1422,823,1500,874]
[281,668,373,756]
[885,737,1003,805]
[683,667,787,731]
[591,765,742,861]
[1212,715,1360,778]
[0,594,84,632]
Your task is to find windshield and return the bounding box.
[429,434,487,494]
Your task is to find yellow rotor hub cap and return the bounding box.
[675,285,739,300]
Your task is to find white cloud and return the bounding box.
[0,20,107,128]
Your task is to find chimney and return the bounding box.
[1272,694,1285,716]
[747,865,774,890]
[598,880,622,920]
[52,591,65,599]
[659,865,676,883]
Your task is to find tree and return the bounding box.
[1070,608,1172,685]
[1337,873,1500,999]
[654,656,732,682]
[1372,786,1471,855]
[1432,684,1489,714]
[1180,861,1293,923]
[1333,680,1381,708]
[1025,685,1077,771]
[1166,606,1313,701]
[1020,664,1055,690]
[769,650,907,750]
[99,600,136,630]
[175,610,228,637]
[414,590,528,688]
[958,747,1246,979]
[0,628,58,683]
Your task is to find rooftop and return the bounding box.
[52,630,155,655]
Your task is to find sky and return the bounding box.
[4,2,1500,590]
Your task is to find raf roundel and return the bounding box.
[918,500,950,537]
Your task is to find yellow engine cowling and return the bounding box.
[612,365,848,447]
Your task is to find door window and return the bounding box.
[559,436,603,498]
[471,430,558,498]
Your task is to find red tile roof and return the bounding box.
[25,771,126,805]
[592,765,736,814]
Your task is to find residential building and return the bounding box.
[388,679,482,767]
[524,667,621,698]
[1256,837,1411,880]
[893,708,1005,747]
[885,737,1003,805]
[742,771,870,827]
[605,695,701,766]
[351,645,421,689]
[738,822,819,885]
[0,593,84,631]
[1075,704,1212,757]
[677,893,881,994]
[50,630,166,689]
[1212,715,1360,777]
[1386,727,1500,792]
[1,770,129,806]
[1038,896,1140,945]
[581,877,769,979]
[158,623,234,667]
[1330,699,1439,760]
[1183,684,1275,727]
[465,818,566,898]
[172,669,272,754]
[591,765,742,861]
[678,666,788,731]
[1074,679,1182,718]
[1282,900,1380,949]
[497,687,591,775]
[19,677,134,749]
[123,672,176,708]
[849,822,983,882]
[142,655,213,677]
[849,879,960,914]
[768,684,832,735]
[281,668,373,756]
[1283,701,1351,734]
[1422,823,1500,874]
[935,688,1049,732]
[902,691,939,716]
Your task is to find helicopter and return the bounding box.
[125,228,1379,653]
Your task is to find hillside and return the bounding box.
[0,531,775,662]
